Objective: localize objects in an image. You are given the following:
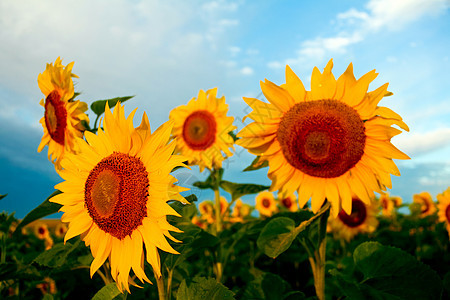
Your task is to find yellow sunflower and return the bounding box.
[54,222,68,238]
[379,193,395,216]
[328,197,379,241]
[198,200,215,224]
[237,60,409,217]
[278,193,298,212]
[50,103,187,292]
[169,88,236,171]
[255,191,277,217]
[34,223,50,240]
[437,188,450,237]
[37,57,89,168]
[230,199,252,223]
[413,191,436,217]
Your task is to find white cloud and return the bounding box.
[393,128,450,158]
[267,61,283,69]
[284,0,449,66]
[240,67,254,76]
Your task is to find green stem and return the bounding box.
[154,270,167,300]
[314,202,330,300]
[214,188,222,234]
[166,267,173,300]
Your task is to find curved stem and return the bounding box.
[214,189,222,234]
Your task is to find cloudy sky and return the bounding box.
[0,0,449,217]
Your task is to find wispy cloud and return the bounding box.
[270,0,449,68]
[393,128,450,158]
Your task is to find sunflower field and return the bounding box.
[1,58,450,299]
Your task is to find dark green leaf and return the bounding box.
[444,272,450,294]
[193,168,223,191]
[90,96,134,116]
[176,277,234,300]
[220,180,269,201]
[91,283,122,300]
[0,194,7,200]
[33,240,81,268]
[242,272,305,300]
[243,156,269,172]
[257,217,297,258]
[68,92,81,102]
[14,190,62,237]
[228,131,238,142]
[335,241,443,300]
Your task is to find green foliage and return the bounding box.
[13,190,62,237]
[33,240,82,268]
[331,241,443,299]
[220,181,269,201]
[91,283,122,300]
[90,96,134,116]
[243,156,269,172]
[193,168,224,190]
[0,194,7,201]
[241,273,305,300]
[176,277,234,300]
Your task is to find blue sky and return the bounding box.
[0,0,449,217]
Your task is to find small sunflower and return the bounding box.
[255,191,277,217]
[237,60,409,217]
[278,193,298,212]
[328,197,379,241]
[37,57,89,168]
[379,193,395,216]
[198,200,215,224]
[54,222,68,238]
[50,103,187,292]
[230,199,252,223]
[413,192,436,218]
[437,188,450,237]
[34,223,50,240]
[169,88,236,171]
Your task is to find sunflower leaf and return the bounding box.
[242,272,306,300]
[243,156,269,172]
[220,181,269,201]
[33,239,81,268]
[176,277,235,300]
[91,283,122,300]
[256,217,297,258]
[0,194,7,200]
[193,168,224,190]
[90,96,134,116]
[13,190,62,237]
[332,241,443,299]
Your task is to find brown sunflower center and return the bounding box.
[44,90,67,145]
[262,198,271,208]
[419,197,430,214]
[281,197,292,208]
[182,110,217,150]
[277,100,366,178]
[446,205,450,222]
[338,198,367,228]
[84,152,149,240]
[381,198,388,209]
[38,227,46,235]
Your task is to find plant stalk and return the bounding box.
[154,271,167,300]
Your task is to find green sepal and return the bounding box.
[243,156,269,172]
[90,96,134,116]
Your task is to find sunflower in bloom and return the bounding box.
[199,200,215,224]
[328,197,379,241]
[54,222,68,238]
[379,193,395,216]
[278,193,298,212]
[237,60,409,216]
[169,88,236,171]
[50,103,187,292]
[230,199,252,223]
[437,188,450,237]
[34,223,50,240]
[37,57,89,168]
[255,191,277,217]
[413,191,436,218]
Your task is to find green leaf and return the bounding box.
[33,240,82,268]
[14,190,62,237]
[193,168,223,191]
[90,96,134,116]
[257,217,297,259]
[243,156,269,172]
[176,277,234,300]
[228,131,238,142]
[91,283,122,300]
[0,194,7,200]
[334,241,443,300]
[242,272,305,300]
[219,180,269,201]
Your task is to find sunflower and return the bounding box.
[237,60,409,217]
[413,191,436,217]
[50,103,187,292]
[198,200,215,224]
[437,188,450,237]
[230,199,252,223]
[255,191,277,217]
[328,197,379,241]
[379,193,395,216]
[34,223,50,240]
[169,88,236,171]
[37,57,89,168]
[278,193,298,212]
[54,222,68,238]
